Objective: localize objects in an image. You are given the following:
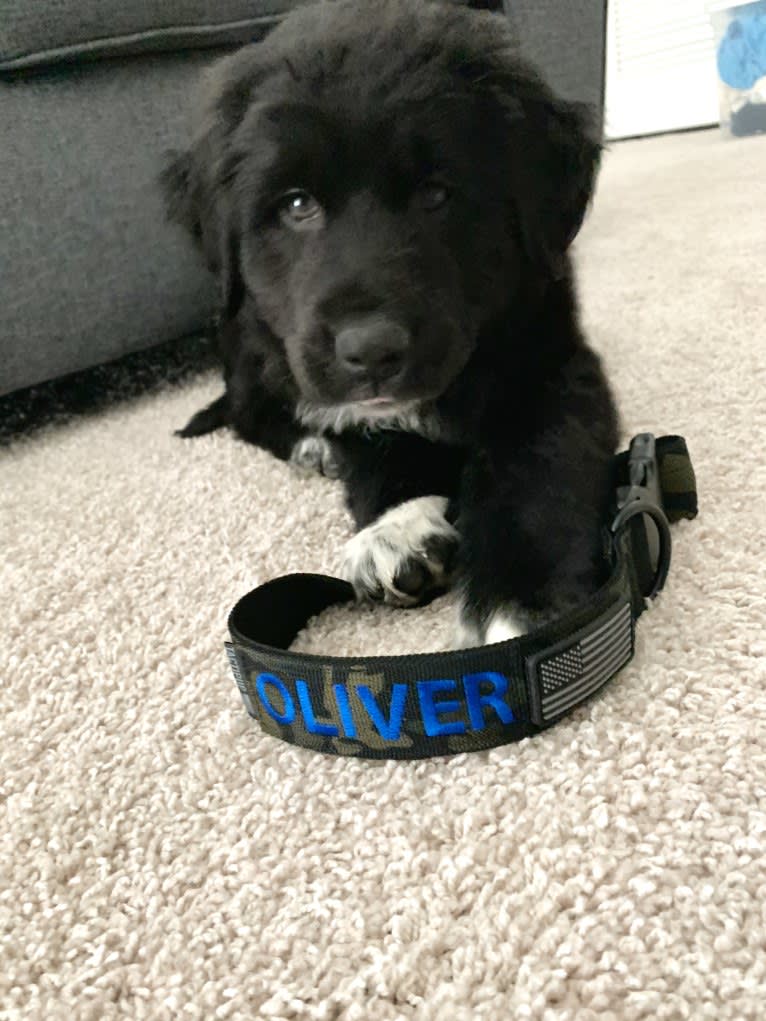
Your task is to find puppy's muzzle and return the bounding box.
[334,315,410,386]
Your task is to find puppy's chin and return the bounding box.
[296,398,443,439]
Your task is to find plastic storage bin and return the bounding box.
[711,1,766,136]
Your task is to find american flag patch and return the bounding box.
[526,601,634,724]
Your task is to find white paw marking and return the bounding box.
[485,611,526,644]
[342,495,458,606]
[289,435,342,478]
[455,605,527,648]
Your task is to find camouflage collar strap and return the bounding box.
[225,435,697,759]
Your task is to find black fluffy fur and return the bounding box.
[162,0,619,633]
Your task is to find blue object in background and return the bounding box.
[717,9,766,89]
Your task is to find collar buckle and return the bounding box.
[611,433,672,599]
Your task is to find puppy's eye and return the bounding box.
[417,181,450,212]
[278,190,325,229]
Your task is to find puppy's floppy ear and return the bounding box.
[160,48,265,319]
[516,97,601,272]
[487,67,602,275]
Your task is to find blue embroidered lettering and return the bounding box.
[256,673,296,725]
[295,680,340,737]
[417,679,467,737]
[463,671,515,729]
[333,684,357,738]
[356,684,408,740]
[253,671,518,743]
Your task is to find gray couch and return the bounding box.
[0,1,606,397]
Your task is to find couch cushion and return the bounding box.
[0,0,308,71]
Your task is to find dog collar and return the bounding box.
[225,434,697,759]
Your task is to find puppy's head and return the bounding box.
[162,0,600,412]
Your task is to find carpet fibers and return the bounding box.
[2,129,766,1020]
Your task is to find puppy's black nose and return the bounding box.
[334,316,410,381]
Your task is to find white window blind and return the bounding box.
[606,0,720,139]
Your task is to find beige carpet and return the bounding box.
[2,128,766,1020]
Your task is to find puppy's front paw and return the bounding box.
[342,496,458,607]
[289,435,343,479]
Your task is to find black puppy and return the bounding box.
[162,0,618,644]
